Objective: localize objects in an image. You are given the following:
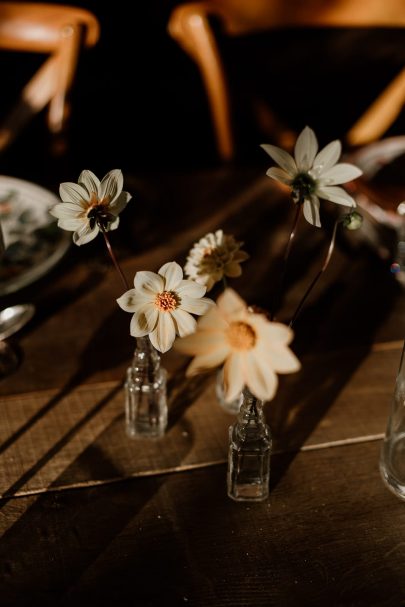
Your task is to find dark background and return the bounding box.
[1,0,405,184]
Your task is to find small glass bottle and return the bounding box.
[380,339,405,500]
[125,336,167,439]
[227,387,272,501]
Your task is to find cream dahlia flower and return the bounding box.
[50,169,131,246]
[261,126,362,228]
[175,288,300,402]
[117,261,214,353]
[184,229,249,291]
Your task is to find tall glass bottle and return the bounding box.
[227,387,272,501]
[380,339,405,500]
[125,336,167,438]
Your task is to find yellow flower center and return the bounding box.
[227,321,256,350]
[154,291,179,312]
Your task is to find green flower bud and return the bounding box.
[342,211,363,231]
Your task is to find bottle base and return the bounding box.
[380,432,405,501]
[126,420,167,439]
[227,483,269,502]
[379,460,405,501]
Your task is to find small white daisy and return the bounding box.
[184,229,249,291]
[175,288,300,402]
[50,169,131,245]
[261,126,362,227]
[117,261,214,353]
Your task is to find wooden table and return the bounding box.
[0,167,404,606]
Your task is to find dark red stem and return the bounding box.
[289,219,338,328]
[100,225,129,291]
[271,202,302,320]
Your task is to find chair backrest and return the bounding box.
[0,2,100,153]
[168,0,405,160]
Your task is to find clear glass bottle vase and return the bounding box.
[380,339,405,499]
[125,336,168,439]
[227,387,272,501]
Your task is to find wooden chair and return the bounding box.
[168,0,405,161]
[0,3,100,153]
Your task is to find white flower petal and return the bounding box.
[260,144,297,175]
[49,202,84,219]
[134,270,164,295]
[318,163,363,185]
[179,296,214,316]
[303,196,321,228]
[186,346,229,376]
[175,330,227,355]
[267,344,301,374]
[73,222,99,246]
[317,186,356,207]
[176,279,207,298]
[60,182,89,205]
[109,191,132,215]
[265,166,292,185]
[259,321,294,346]
[171,308,197,337]
[78,170,100,195]
[117,289,151,312]
[109,216,120,231]
[217,288,246,317]
[159,261,183,290]
[223,353,245,402]
[99,169,123,204]
[198,306,229,331]
[149,311,176,353]
[57,218,83,231]
[294,126,318,172]
[245,351,278,402]
[312,140,341,175]
[129,303,158,336]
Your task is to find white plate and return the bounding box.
[0,175,71,295]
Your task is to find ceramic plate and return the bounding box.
[0,175,71,296]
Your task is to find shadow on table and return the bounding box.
[267,254,401,492]
[0,301,133,485]
[0,470,173,606]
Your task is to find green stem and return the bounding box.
[100,225,129,291]
[271,201,302,321]
[289,219,339,328]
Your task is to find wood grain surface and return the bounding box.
[0,168,404,606]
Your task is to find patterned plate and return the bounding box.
[0,176,71,296]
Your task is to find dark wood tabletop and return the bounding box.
[1,166,405,607]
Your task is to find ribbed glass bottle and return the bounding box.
[380,339,405,499]
[227,387,272,501]
[125,336,167,438]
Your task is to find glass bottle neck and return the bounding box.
[235,388,268,441]
[130,336,161,382]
